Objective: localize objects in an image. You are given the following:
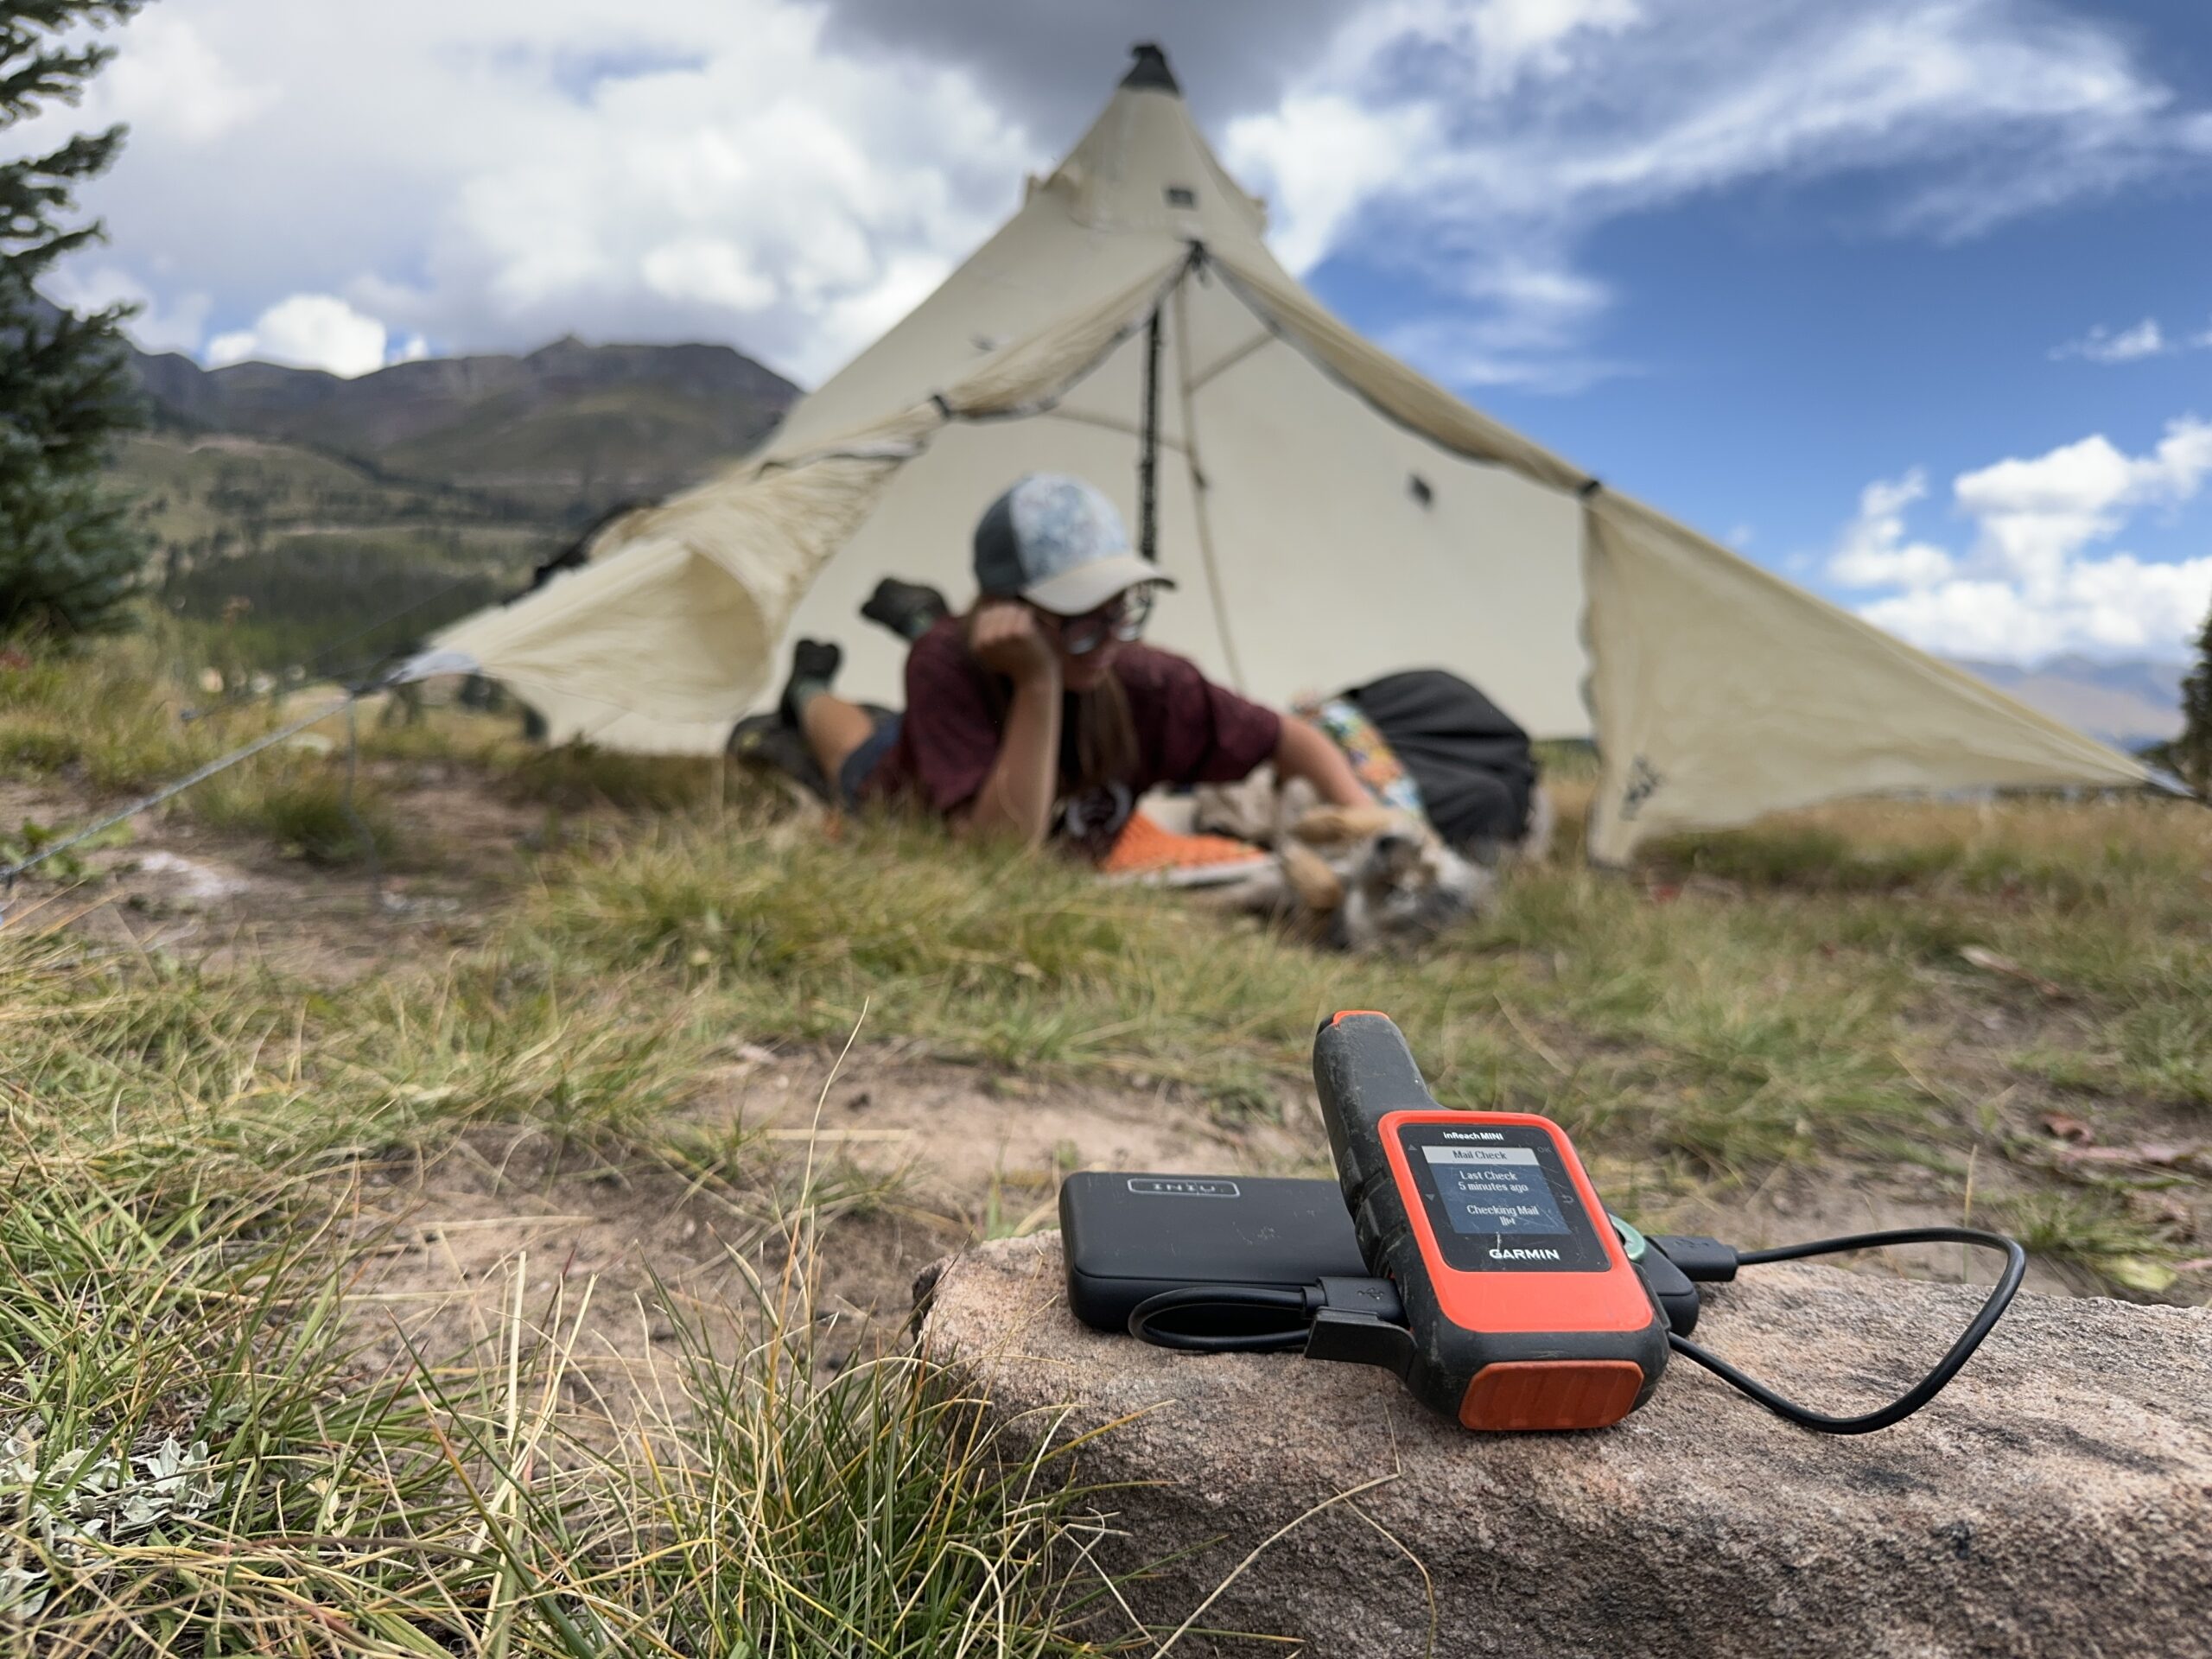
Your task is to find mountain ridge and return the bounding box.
[127,334,801,516]
[103,328,799,672]
[1947,655,2186,751]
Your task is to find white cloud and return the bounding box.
[1378,257,1618,388]
[1464,0,1644,95]
[1861,556,2212,661]
[207,294,391,377]
[94,12,273,143]
[2050,315,2212,364]
[1953,419,2212,589]
[1224,0,2211,389]
[40,264,210,355]
[640,238,779,313]
[1225,93,1436,273]
[1838,421,2212,663]
[20,0,2211,403]
[1827,470,1955,588]
[29,0,1038,386]
[2050,318,2165,362]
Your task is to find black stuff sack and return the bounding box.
[1344,670,1537,853]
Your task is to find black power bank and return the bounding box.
[1058,1173,1368,1333]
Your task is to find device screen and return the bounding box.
[1421,1145,1571,1237]
[1396,1122,1611,1273]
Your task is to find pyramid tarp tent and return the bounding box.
[416,45,2146,862]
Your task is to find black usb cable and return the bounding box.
[1647,1226,2027,1434]
[1126,1225,2027,1434]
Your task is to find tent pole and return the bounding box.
[1138,303,1163,562]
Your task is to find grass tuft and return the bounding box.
[500,742,727,813]
[193,762,401,867]
[0,921,1113,1652]
[521,808,1948,1173]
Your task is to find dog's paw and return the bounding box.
[1287,801,1400,849]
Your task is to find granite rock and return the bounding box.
[917,1233,2212,1658]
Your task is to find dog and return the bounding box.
[1194,794,1494,953]
[1195,760,1554,871]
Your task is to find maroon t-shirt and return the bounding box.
[863,618,1281,846]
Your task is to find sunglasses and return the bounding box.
[1043,587,1156,655]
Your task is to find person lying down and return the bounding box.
[775,473,1370,858]
[763,473,1496,950]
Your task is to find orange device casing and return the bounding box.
[1315,1014,1669,1430]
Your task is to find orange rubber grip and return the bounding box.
[1460,1360,1647,1431]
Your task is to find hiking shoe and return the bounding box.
[730,712,833,801]
[1096,810,1272,887]
[860,577,951,643]
[778,637,842,727]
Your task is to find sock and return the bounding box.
[779,638,842,727]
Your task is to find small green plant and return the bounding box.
[0,930,1120,1652]
[0,721,80,775]
[194,762,398,867]
[1645,823,1957,893]
[0,817,130,882]
[0,632,213,788]
[585,1268,1109,1653]
[1989,1191,2178,1295]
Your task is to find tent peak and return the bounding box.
[1122,42,1179,94]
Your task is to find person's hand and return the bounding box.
[969,599,1058,685]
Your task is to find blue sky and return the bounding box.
[1389,128,2212,624]
[1377,175,2200,618]
[17,0,2212,664]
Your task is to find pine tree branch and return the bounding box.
[0,0,150,638]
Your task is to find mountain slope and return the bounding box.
[1949,656,2186,751]
[109,333,801,674]
[129,334,800,517]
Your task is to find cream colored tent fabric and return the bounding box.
[1578,493,2146,853]
[422,46,2148,862]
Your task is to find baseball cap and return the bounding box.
[972,474,1177,616]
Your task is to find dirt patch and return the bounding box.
[341,1048,1309,1421]
[3,769,547,983]
[741,1050,1315,1211]
[1650,1160,2083,1297]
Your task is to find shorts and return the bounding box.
[837,712,902,808]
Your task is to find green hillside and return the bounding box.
[374,379,771,516]
[107,336,800,677]
[118,431,515,550]
[113,430,556,677]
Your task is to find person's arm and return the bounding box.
[1272,712,1370,809]
[957,601,1063,846]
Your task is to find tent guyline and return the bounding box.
[411,41,2152,862]
[0,682,385,923]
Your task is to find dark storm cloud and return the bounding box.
[817,0,1366,149]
